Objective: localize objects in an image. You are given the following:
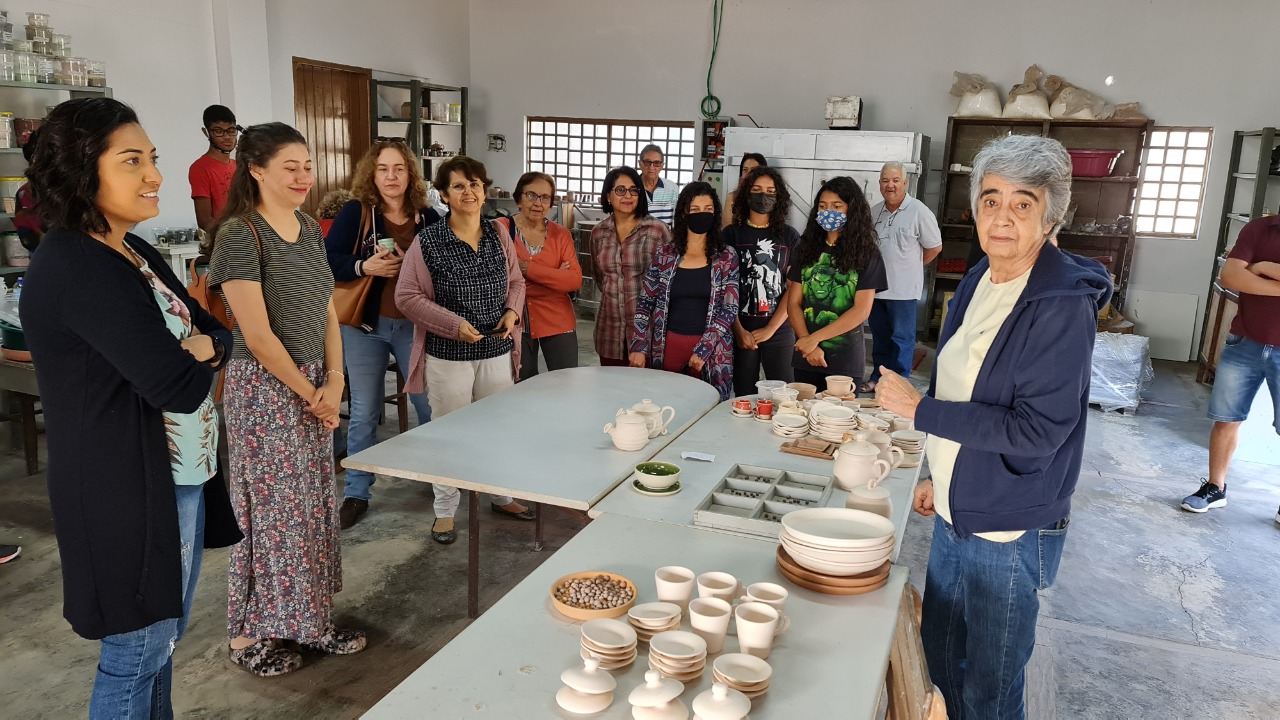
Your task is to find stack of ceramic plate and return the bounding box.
[627,602,682,643]
[579,618,638,670]
[647,630,708,683]
[855,413,891,432]
[808,403,857,442]
[775,508,894,594]
[712,653,772,700]
[891,429,925,468]
[771,413,809,439]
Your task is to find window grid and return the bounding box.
[1136,126,1213,238]
[526,117,698,199]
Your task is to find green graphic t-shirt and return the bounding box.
[786,249,888,375]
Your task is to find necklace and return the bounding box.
[747,219,768,229]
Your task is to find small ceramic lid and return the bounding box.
[857,429,892,445]
[629,669,684,708]
[691,682,751,720]
[561,656,617,695]
[615,410,649,426]
[839,440,880,456]
[633,398,662,414]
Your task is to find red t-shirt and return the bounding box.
[1227,215,1280,346]
[188,153,236,220]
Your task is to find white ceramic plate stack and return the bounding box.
[647,630,708,683]
[771,413,809,439]
[778,508,895,577]
[891,429,926,468]
[808,403,858,442]
[711,653,772,700]
[627,602,682,644]
[579,617,639,670]
[855,412,891,432]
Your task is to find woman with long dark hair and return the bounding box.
[726,166,800,396]
[629,182,739,400]
[208,122,365,676]
[590,166,671,365]
[20,97,241,717]
[784,176,888,387]
[721,152,767,227]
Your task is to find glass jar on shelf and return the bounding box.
[34,54,54,84]
[25,13,50,28]
[13,51,37,83]
[66,56,87,87]
[30,38,47,55]
[0,113,14,149]
[87,60,106,88]
[13,39,31,53]
[50,33,69,57]
[24,24,50,42]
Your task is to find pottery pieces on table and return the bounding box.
[647,630,708,682]
[832,440,891,491]
[692,682,752,720]
[631,398,677,438]
[774,546,891,595]
[606,410,651,451]
[557,656,618,714]
[629,669,689,719]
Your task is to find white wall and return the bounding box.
[3,1,220,237]
[468,0,1280,359]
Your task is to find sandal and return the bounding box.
[857,381,877,394]
[432,517,457,545]
[297,625,367,655]
[229,639,303,677]
[491,501,537,521]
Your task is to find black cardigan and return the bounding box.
[323,199,441,330]
[19,229,243,640]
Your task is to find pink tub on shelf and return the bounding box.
[1067,148,1124,177]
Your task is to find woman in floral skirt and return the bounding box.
[208,122,365,676]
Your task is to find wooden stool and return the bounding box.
[384,361,409,434]
[886,584,947,720]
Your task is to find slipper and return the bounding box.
[432,517,458,545]
[858,381,877,394]
[491,502,537,521]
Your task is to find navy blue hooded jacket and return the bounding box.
[915,242,1112,537]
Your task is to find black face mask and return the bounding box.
[748,192,777,214]
[685,211,716,235]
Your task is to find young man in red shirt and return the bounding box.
[189,104,239,233]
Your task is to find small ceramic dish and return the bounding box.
[582,617,639,649]
[629,602,682,625]
[633,478,682,497]
[580,646,637,669]
[648,630,707,660]
[580,639,638,658]
[712,653,772,686]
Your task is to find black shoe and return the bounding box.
[0,545,20,564]
[1181,480,1226,513]
[431,518,457,544]
[339,498,368,530]
[491,501,537,521]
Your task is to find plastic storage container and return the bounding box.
[88,60,105,88]
[0,113,13,149]
[0,21,13,43]
[33,54,53,83]
[13,50,35,82]
[24,24,50,41]
[1067,148,1124,178]
[0,48,13,82]
[25,12,50,28]
[50,33,69,57]
[13,39,31,53]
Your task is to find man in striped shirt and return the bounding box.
[639,144,681,227]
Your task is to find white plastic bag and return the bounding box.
[1002,65,1052,119]
[951,72,1002,118]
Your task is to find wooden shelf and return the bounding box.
[1071,176,1141,184]
[374,80,462,92]
[1227,213,1252,224]
[0,148,23,154]
[0,79,110,94]
[940,222,974,230]
[376,117,464,126]
[1059,230,1131,240]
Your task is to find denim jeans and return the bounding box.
[1207,333,1280,430]
[90,483,206,720]
[342,316,432,501]
[869,298,917,381]
[921,514,1068,720]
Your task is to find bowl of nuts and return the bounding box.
[550,571,638,620]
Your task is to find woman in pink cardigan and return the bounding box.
[395,156,531,545]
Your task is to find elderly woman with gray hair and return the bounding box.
[876,134,1112,719]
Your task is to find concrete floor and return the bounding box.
[2,332,1279,718]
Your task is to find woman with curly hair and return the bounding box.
[725,166,800,396]
[721,152,766,228]
[784,176,888,387]
[324,138,440,529]
[629,182,739,400]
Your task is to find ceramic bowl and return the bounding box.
[635,461,681,490]
[782,544,890,576]
[550,571,638,620]
[780,507,896,549]
[648,630,707,660]
[787,382,817,400]
[582,617,639,649]
[712,653,772,686]
[780,534,891,566]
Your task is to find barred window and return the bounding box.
[1136,127,1213,237]
[526,117,697,197]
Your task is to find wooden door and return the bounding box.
[292,57,371,218]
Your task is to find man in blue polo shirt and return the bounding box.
[639,143,681,227]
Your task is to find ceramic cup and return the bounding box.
[732,398,752,414]
[891,416,914,433]
[846,484,894,519]
[742,582,788,615]
[826,375,854,397]
[754,399,774,420]
[770,387,799,404]
[787,382,817,400]
[377,237,396,252]
[655,566,696,614]
[688,597,733,654]
[734,601,780,659]
[697,571,740,603]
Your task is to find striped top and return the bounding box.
[208,211,334,365]
[645,177,681,227]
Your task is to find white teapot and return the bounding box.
[832,439,891,491]
[605,410,650,451]
[850,429,904,469]
[628,398,676,439]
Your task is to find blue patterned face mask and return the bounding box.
[816,209,847,232]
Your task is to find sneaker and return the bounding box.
[1181,481,1227,513]
[339,498,368,530]
[0,545,21,564]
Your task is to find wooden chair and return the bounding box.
[383,361,409,434]
[886,583,947,720]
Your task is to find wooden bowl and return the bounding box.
[550,571,637,621]
[776,546,889,587]
[777,560,888,596]
[1,346,32,363]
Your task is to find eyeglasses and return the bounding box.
[449,180,485,195]
[375,136,409,145]
[522,191,554,205]
[207,127,240,138]
[611,186,641,197]
[639,159,664,168]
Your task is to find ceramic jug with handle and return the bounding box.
[605,410,650,451]
[832,439,891,491]
[630,398,676,439]
[851,429,905,469]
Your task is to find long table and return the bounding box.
[342,366,722,617]
[0,358,39,475]
[362,513,909,720]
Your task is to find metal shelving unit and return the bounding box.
[369,78,468,185]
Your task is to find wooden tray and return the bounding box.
[779,437,837,460]
[775,546,890,587]
[776,558,889,596]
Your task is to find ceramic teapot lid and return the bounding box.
[839,439,880,456]
[856,429,892,444]
[633,398,663,414]
[615,410,649,426]
[691,682,750,720]
[561,656,617,695]
[629,669,683,707]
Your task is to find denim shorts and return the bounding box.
[1207,334,1280,429]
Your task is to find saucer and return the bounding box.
[753,414,774,423]
[633,478,682,496]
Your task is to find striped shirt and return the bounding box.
[208,211,333,365]
[645,177,681,227]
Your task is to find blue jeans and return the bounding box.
[90,483,206,720]
[869,298,917,381]
[1207,333,1280,431]
[921,514,1068,720]
[342,316,432,501]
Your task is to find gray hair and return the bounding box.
[969,135,1073,237]
[880,161,906,176]
[639,143,664,161]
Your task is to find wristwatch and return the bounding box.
[209,335,226,366]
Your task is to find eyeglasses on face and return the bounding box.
[375,136,409,145]
[522,191,553,205]
[449,180,485,195]
[611,186,641,197]
[207,127,240,138]
[639,159,664,168]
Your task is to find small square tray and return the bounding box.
[692,463,836,539]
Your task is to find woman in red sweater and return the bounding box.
[501,172,583,380]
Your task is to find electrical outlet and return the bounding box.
[487,134,506,152]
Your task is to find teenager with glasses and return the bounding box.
[590,166,671,366]
[502,171,582,380]
[325,138,441,530]
[190,104,240,233]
